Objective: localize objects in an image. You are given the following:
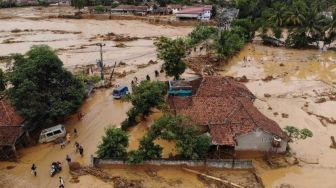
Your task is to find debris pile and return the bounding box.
[71,166,144,188]
[261,75,274,82]
[234,75,249,83]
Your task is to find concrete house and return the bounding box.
[168,76,288,155]
[175,5,212,20]
[167,4,183,14]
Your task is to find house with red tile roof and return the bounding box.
[175,5,212,20]
[168,76,288,154]
[0,97,27,159]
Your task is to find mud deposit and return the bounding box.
[220,43,336,188]
[0,13,192,72]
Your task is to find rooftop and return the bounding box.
[0,98,24,127]
[0,98,25,147]
[112,5,148,11]
[177,5,212,14]
[168,76,287,146]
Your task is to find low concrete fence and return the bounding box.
[91,156,253,169]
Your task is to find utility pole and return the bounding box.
[96,43,106,80]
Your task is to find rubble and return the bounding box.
[281,113,289,118]
[69,162,81,171]
[115,43,127,48]
[314,98,326,103]
[234,75,249,83]
[71,166,144,188]
[264,93,271,98]
[262,75,274,82]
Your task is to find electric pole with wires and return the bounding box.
[96,43,106,80]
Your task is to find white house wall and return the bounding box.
[235,129,287,153]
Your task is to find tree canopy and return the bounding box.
[126,80,165,118]
[212,29,245,60]
[235,0,336,48]
[96,128,129,159]
[6,45,85,125]
[72,0,85,12]
[154,37,187,80]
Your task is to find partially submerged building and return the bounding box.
[175,5,212,20]
[168,76,288,156]
[0,98,28,159]
[111,5,148,15]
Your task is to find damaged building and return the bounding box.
[168,76,288,156]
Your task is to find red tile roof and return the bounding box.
[169,76,287,146]
[112,5,148,11]
[177,6,212,14]
[195,76,255,100]
[0,99,24,127]
[0,98,25,146]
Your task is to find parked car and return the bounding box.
[39,124,66,144]
[112,86,129,99]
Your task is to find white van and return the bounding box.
[39,124,66,144]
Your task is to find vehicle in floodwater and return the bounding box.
[112,86,129,99]
[38,124,66,144]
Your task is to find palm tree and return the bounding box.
[302,8,326,45]
[284,0,308,26]
[267,2,287,27]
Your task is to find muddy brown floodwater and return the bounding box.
[220,43,336,188]
[1,6,335,188]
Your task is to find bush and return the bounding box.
[284,126,313,139]
[300,128,313,139]
[95,5,105,13]
[96,128,128,159]
[127,150,144,164]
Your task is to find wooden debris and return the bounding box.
[182,168,244,188]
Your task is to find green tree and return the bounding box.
[0,69,5,91]
[186,24,217,47]
[73,0,85,13]
[212,30,245,60]
[231,17,256,40]
[125,80,165,118]
[154,37,187,80]
[194,134,212,159]
[6,45,85,125]
[96,128,129,159]
[138,135,163,159]
[284,126,300,138]
[176,134,211,160]
[284,0,308,26]
[94,5,105,13]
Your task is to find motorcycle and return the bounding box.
[50,161,62,177]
